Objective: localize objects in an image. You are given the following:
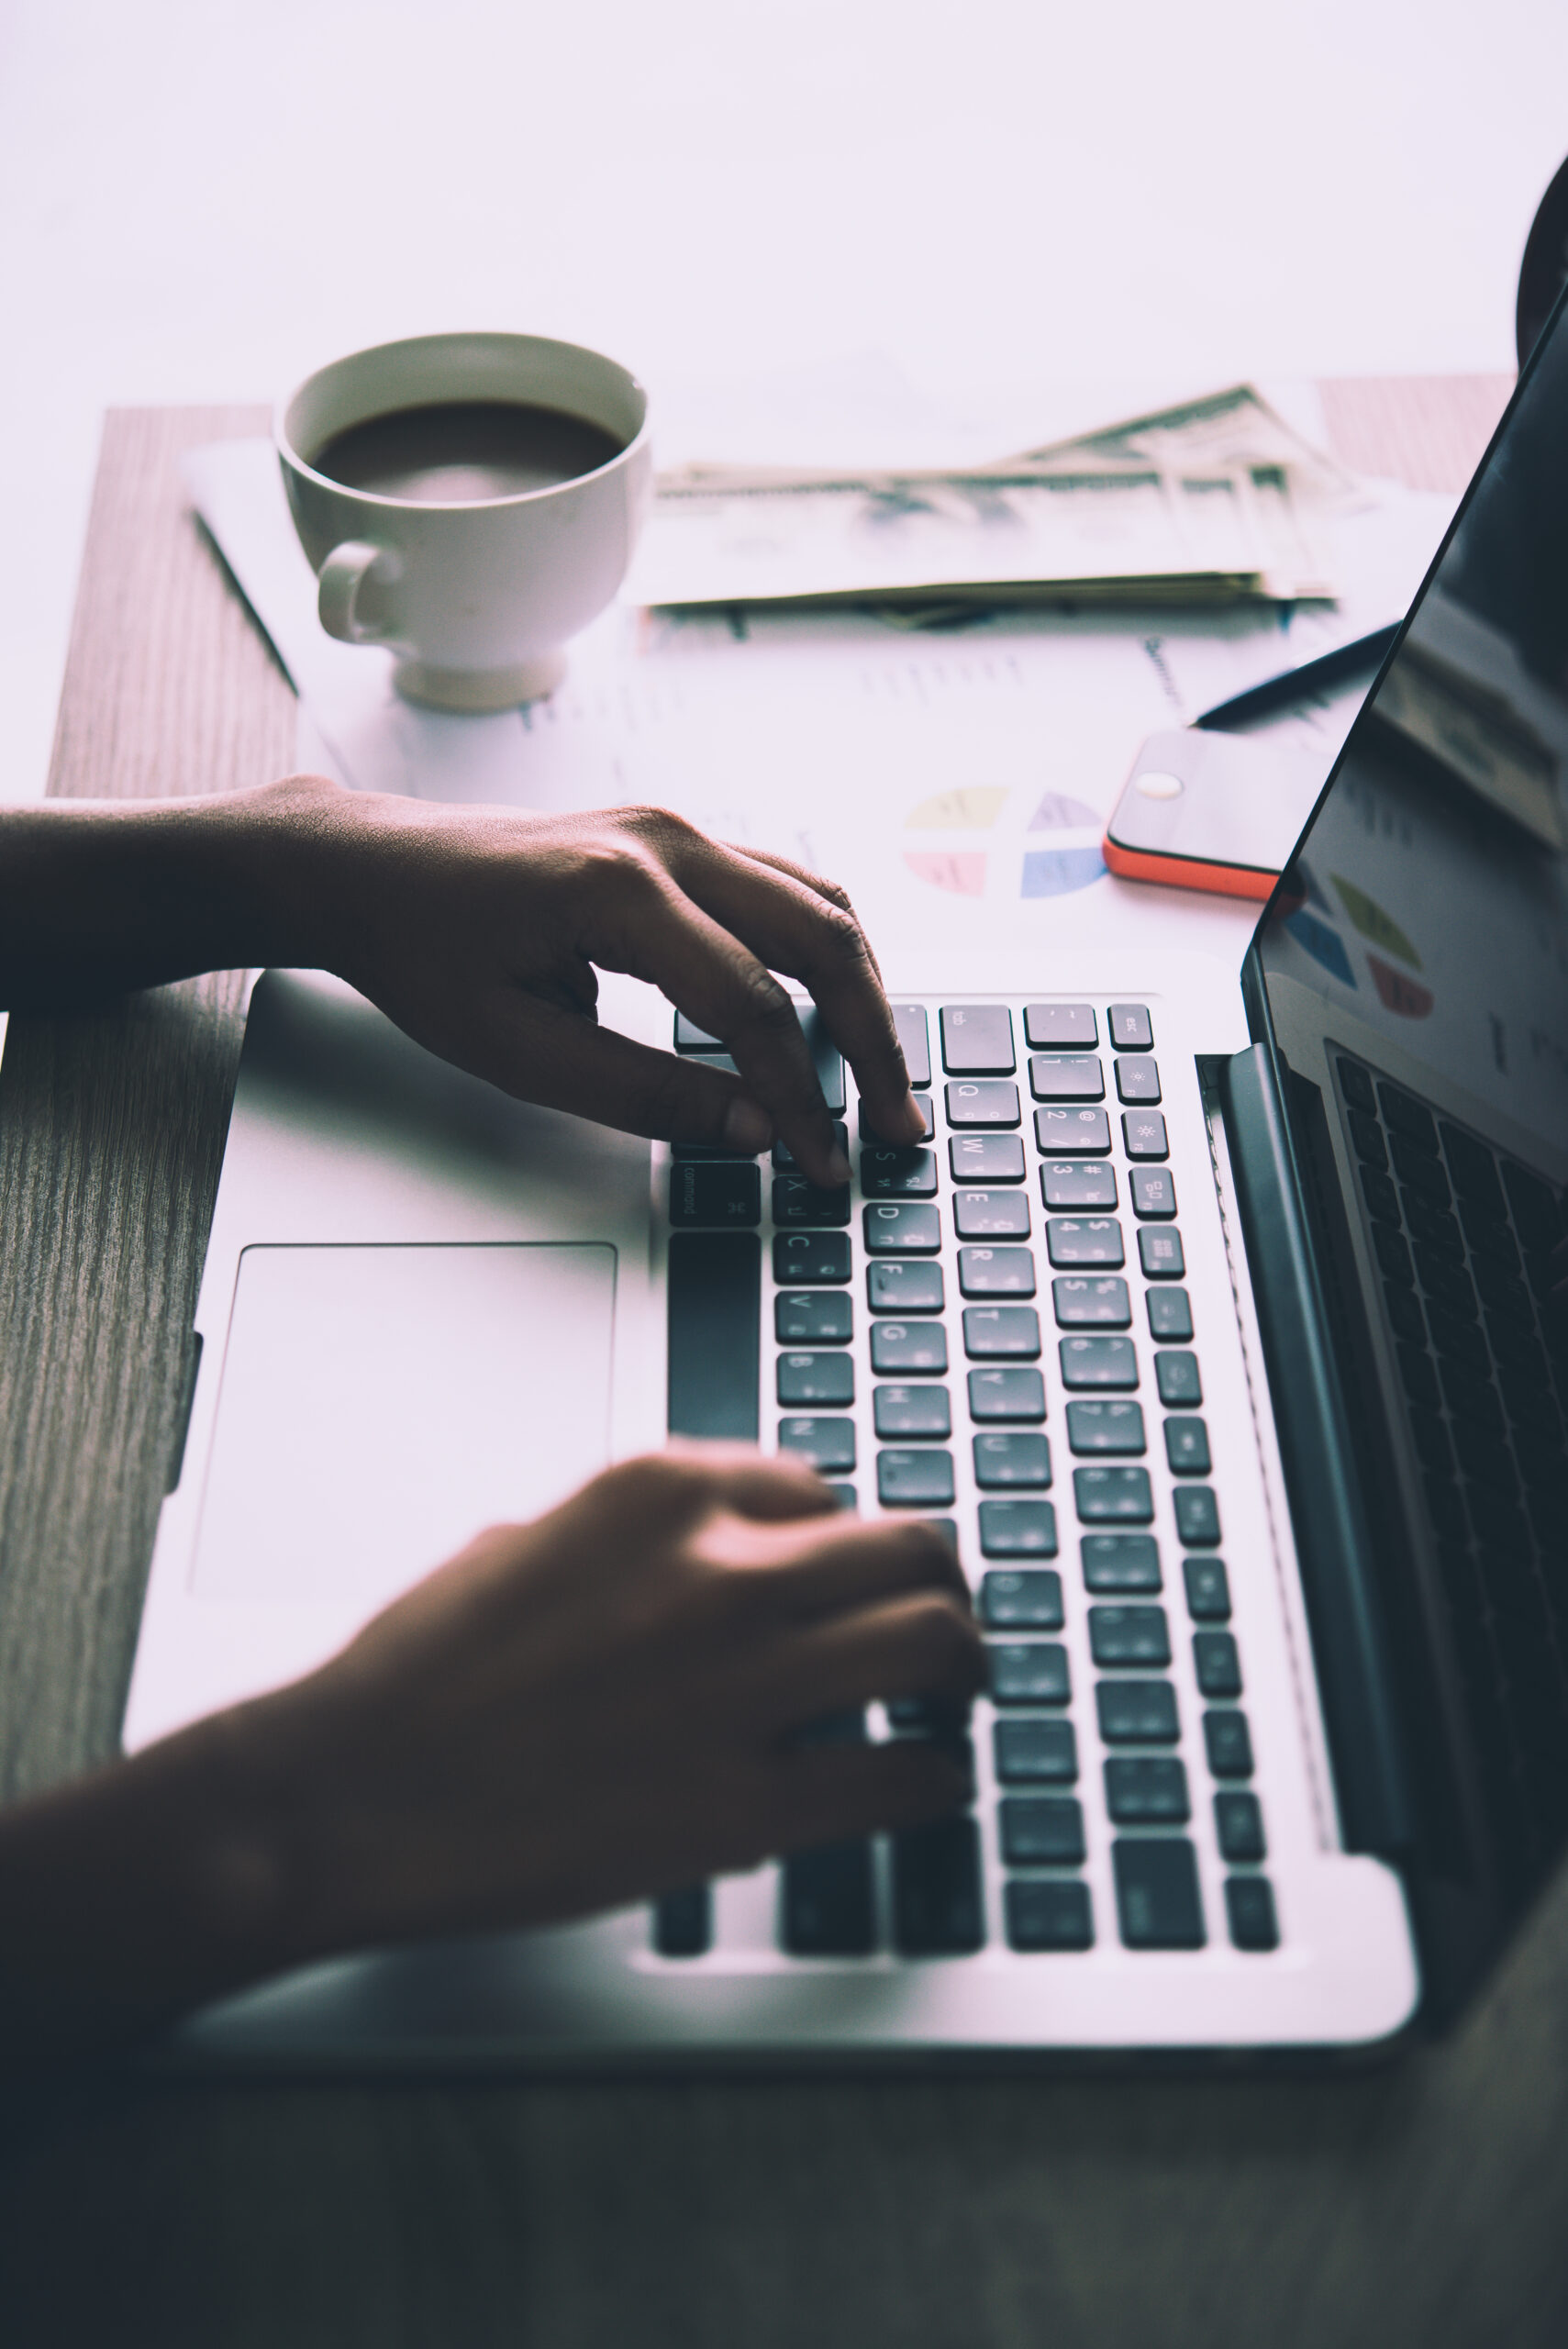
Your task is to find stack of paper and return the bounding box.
[630,385,1349,614]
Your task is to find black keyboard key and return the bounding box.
[963,1306,1041,1359]
[940,1004,1015,1074]
[981,1568,1063,1629]
[990,1642,1071,1705]
[1139,1227,1185,1280]
[1108,1003,1154,1051]
[1061,1334,1139,1389]
[1215,1789,1266,1862]
[864,1202,941,1254]
[867,1259,944,1314]
[1154,1351,1201,1406]
[1403,1193,1462,1261]
[1396,1342,1441,1412]
[782,1842,876,1955]
[1373,1222,1416,1286]
[801,1011,847,1116]
[968,1367,1046,1422]
[1429,1299,1487,1367]
[1349,1109,1388,1171]
[1393,1135,1451,1207]
[978,1499,1059,1559]
[1034,1107,1112,1156]
[1067,1399,1146,1455]
[954,1189,1030,1239]
[653,1885,711,1956]
[773,1230,851,1286]
[948,1080,1022,1128]
[1147,1286,1194,1341]
[874,1385,951,1439]
[773,1122,849,1174]
[995,1717,1077,1783]
[893,1816,985,1954]
[1005,1879,1094,1952]
[1225,1876,1279,1952]
[1116,1056,1162,1106]
[1114,1838,1205,1948]
[775,1291,852,1344]
[1025,1003,1097,1049]
[1384,1281,1429,1346]
[826,1484,857,1510]
[671,1161,762,1227]
[862,1095,935,1148]
[1379,1084,1437,1153]
[1029,1055,1106,1101]
[1474,1254,1532,1325]
[1045,1218,1125,1269]
[773,1176,851,1227]
[1074,1465,1155,1523]
[1096,1677,1180,1742]
[1053,1275,1132,1329]
[1487,1314,1548,1375]
[1083,1533,1162,1592]
[1122,1110,1169,1161]
[1440,1121,1505,1212]
[974,1431,1052,1489]
[1183,1556,1231,1620]
[891,1002,932,1090]
[1503,1160,1562,1253]
[779,1417,855,1473]
[1040,1159,1118,1210]
[1130,1169,1178,1219]
[778,1353,855,1407]
[1000,1796,1085,1866]
[1106,1756,1190,1824]
[1203,1708,1254,1777]
[1089,1604,1171,1667]
[1408,1408,1455,1479]
[877,1449,955,1508]
[1337,1055,1376,1114]
[1438,1357,1506,1434]
[1458,1197,1519,1272]
[959,1245,1037,1297]
[673,1015,724,1052]
[668,1230,761,1440]
[1417,1248,1478,1320]
[1362,1163,1400,1225]
[951,1133,1026,1184]
[1174,1486,1221,1545]
[870,1319,949,1375]
[1163,1416,1211,1475]
[1194,1629,1242,1698]
[862,1148,939,1198]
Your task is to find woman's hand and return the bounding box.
[0,777,927,1186]
[0,1450,982,2055]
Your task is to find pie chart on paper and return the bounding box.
[902,787,1108,901]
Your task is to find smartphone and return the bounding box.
[1102,729,1323,900]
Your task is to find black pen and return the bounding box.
[1192,622,1399,731]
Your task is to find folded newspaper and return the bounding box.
[628,384,1350,613]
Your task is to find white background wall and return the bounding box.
[2,0,1566,801]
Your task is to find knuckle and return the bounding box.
[612,805,697,860]
[903,1595,983,1683]
[814,901,874,968]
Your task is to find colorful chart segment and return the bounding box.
[1278,863,1434,1019]
[903,788,1107,902]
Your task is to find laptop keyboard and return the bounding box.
[655,999,1280,1964]
[1332,1053,1568,1880]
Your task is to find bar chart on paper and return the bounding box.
[901,786,1108,901]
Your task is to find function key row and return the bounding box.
[940,1003,1155,1074]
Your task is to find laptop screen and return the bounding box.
[1247,300,1568,1954]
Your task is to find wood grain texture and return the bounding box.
[2,385,1566,2349]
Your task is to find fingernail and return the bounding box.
[828,1144,852,1186]
[724,1097,773,1155]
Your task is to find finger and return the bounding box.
[583,865,852,1184]
[658,1442,843,1522]
[432,986,782,1156]
[762,1737,972,1854]
[754,1589,984,1733]
[718,839,887,970]
[660,836,924,1146]
[734,1512,971,1621]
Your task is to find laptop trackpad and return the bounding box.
[190,1244,617,1609]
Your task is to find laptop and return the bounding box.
[123,301,1568,2067]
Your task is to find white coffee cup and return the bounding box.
[276,331,652,710]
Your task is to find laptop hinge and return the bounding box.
[1219,1041,1415,1855]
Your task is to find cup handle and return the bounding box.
[317,540,397,644]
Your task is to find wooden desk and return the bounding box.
[5,379,1567,2349]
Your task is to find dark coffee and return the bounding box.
[312,399,625,504]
